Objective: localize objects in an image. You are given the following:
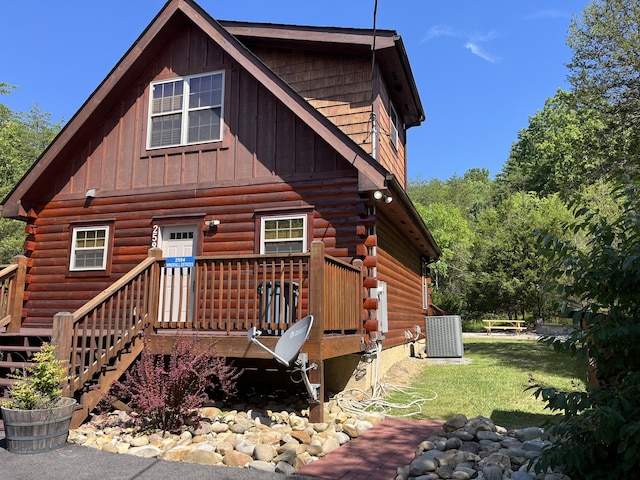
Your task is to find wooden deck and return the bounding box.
[0,241,367,426]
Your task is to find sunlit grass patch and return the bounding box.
[386,337,586,428]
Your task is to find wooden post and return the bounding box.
[52,312,74,397]
[7,255,27,333]
[147,248,163,331]
[308,241,325,422]
[352,258,365,334]
[309,241,325,341]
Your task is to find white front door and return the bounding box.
[159,225,197,323]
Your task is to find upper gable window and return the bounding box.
[148,71,225,149]
[390,101,400,150]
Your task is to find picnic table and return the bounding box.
[482,319,525,335]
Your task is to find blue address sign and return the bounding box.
[165,256,195,268]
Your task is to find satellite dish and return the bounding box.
[247,315,319,402]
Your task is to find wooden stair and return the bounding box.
[0,326,145,430]
[0,328,53,395]
[0,328,53,431]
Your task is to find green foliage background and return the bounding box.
[0,83,63,264]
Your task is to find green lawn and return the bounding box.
[387,337,586,428]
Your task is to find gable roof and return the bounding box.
[2,0,385,218]
[1,0,439,260]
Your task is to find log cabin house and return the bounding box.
[0,0,440,426]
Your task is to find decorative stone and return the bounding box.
[223,450,253,467]
[273,448,297,464]
[275,461,296,475]
[321,436,341,455]
[130,436,149,447]
[247,460,276,472]
[185,449,223,465]
[215,441,235,456]
[482,465,503,480]
[253,444,276,462]
[290,430,311,444]
[409,456,438,476]
[161,446,192,462]
[444,414,468,432]
[341,423,360,438]
[127,445,162,458]
[514,427,547,442]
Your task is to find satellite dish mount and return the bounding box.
[247,315,320,403]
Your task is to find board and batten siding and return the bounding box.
[375,212,425,348]
[53,23,343,200]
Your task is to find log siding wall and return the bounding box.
[375,211,425,348]
[376,78,407,186]
[24,176,366,328]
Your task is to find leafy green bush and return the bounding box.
[533,180,640,478]
[2,343,70,410]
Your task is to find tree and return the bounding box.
[415,202,473,313]
[0,84,62,263]
[409,168,494,221]
[567,0,640,178]
[465,193,570,321]
[497,89,608,199]
[533,178,640,479]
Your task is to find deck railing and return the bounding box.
[0,255,27,332]
[52,241,363,397]
[155,253,309,334]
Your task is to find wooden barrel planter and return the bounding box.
[1,397,76,454]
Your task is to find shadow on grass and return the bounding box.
[464,340,585,380]
[491,409,563,430]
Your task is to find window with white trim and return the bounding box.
[148,71,224,149]
[261,215,306,254]
[70,226,110,271]
[390,101,399,150]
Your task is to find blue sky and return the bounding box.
[1,0,589,181]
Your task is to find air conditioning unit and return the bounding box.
[424,315,463,358]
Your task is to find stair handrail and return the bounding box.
[53,249,162,396]
[0,255,27,333]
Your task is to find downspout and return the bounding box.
[371,112,377,161]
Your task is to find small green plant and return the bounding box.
[2,343,70,410]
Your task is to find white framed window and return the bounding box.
[390,101,400,150]
[148,71,224,149]
[261,215,306,254]
[70,226,110,271]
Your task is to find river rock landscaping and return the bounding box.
[68,392,385,475]
[68,395,568,479]
[397,414,570,480]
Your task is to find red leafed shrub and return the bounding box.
[113,335,241,432]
